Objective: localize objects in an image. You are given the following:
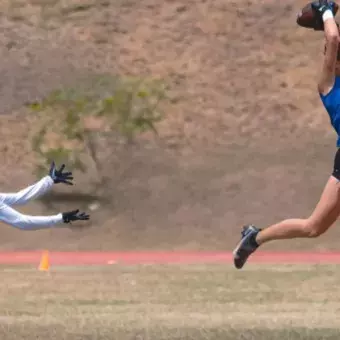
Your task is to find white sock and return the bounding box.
[323,9,334,22]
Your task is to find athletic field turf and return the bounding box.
[0,251,339,340]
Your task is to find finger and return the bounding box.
[50,161,56,174]
[63,180,74,186]
[63,172,73,177]
[62,176,74,182]
[63,175,74,180]
[79,213,90,220]
[60,178,72,184]
[59,164,65,173]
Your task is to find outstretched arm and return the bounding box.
[314,1,340,94]
[0,203,63,230]
[0,204,90,231]
[0,162,74,206]
[0,176,54,206]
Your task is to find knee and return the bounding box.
[303,220,327,238]
[306,227,324,238]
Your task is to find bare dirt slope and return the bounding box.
[0,0,339,251]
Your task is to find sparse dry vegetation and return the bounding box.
[28,75,167,187]
[0,264,339,340]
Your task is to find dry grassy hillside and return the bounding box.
[0,0,339,251]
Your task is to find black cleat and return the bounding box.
[233,225,261,269]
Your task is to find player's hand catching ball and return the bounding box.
[312,0,336,30]
[297,0,339,31]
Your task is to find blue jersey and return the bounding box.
[319,76,340,147]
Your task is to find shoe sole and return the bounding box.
[232,228,257,269]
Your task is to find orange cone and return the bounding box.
[39,250,50,271]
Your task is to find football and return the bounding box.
[297,2,339,29]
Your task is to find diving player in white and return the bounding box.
[0,162,89,230]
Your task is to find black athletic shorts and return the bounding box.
[332,148,340,180]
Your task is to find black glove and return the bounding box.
[49,162,73,185]
[312,0,336,30]
[312,0,332,15]
[62,209,90,223]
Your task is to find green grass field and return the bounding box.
[0,264,339,340]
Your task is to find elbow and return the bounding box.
[11,221,31,230]
[9,217,34,230]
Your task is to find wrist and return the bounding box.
[61,212,67,223]
[57,213,64,223]
[46,175,55,184]
[323,9,334,22]
[49,175,57,183]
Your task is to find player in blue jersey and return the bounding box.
[233,0,340,269]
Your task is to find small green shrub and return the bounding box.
[28,75,167,186]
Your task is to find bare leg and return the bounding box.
[233,176,340,269]
[256,176,340,245]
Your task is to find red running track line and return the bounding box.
[0,252,340,265]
